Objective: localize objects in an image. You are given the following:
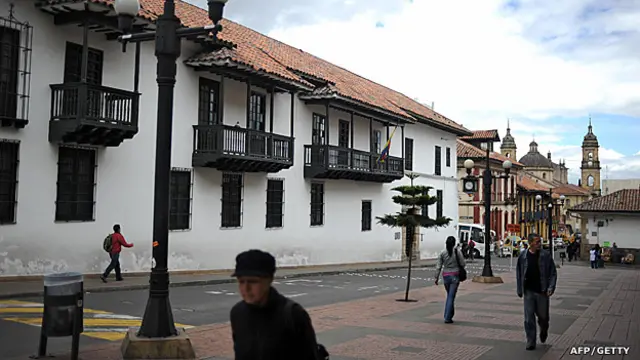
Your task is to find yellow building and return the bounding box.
[580,119,602,196]
[517,174,556,239]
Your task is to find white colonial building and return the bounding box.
[0,0,471,276]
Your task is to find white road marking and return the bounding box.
[358,286,379,291]
[286,293,308,298]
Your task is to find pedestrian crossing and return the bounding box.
[0,300,194,341]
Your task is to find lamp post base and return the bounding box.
[121,328,196,359]
[472,275,504,284]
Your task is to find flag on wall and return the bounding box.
[377,126,398,163]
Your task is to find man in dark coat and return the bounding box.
[230,249,321,360]
[516,234,558,351]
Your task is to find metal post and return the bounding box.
[482,144,493,277]
[137,0,181,338]
[547,188,554,262]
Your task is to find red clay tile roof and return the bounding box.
[569,189,640,213]
[459,130,500,142]
[553,184,591,197]
[517,174,550,192]
[456,140,523,167]
[53,0,472,136]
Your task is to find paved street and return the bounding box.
[0,258,513,358]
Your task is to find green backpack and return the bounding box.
[103,234,113,253]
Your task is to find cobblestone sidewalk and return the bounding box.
[23,263,640,360]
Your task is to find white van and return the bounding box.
[458,223,495,258]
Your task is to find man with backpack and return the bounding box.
[229,249,328,360]
[100,224,134,283]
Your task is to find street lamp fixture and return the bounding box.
[114,0,228,343]
[461,145,512,282]
[536,189,565,267]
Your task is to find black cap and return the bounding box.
[231,249,276,278]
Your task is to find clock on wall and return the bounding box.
[462,178,478,194]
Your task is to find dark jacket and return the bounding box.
[230,287,319,360]
[516,249,558,297]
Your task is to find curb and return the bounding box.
[0,263,436,300]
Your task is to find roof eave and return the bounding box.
[568,209,640,214]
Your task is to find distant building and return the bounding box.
[603,179,640,195]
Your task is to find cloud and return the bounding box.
[184,0,406,33]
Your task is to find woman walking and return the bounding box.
[435,236,466,323]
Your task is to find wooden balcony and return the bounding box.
[304,144,404,183]
[49,83,139,146]
[192,124,294,172]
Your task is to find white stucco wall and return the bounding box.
[0,1,459,276]
[585,213,640,249]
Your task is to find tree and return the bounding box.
[377,174,452,302]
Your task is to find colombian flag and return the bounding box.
[377,126,398,163]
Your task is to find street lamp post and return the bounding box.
[536,190,565,268]
[113,0,228,339]
[462,145,512,280]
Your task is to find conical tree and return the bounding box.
[377,174,452,301]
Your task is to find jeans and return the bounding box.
[523,290,550,346]
[590,260,598,269]
[103,253,122,279]
[443,273,460,322]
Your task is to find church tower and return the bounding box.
[500,120,517,159]
[580,118,601,196]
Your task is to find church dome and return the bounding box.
[518,139,553,168]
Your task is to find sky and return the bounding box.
[186,0,640,184]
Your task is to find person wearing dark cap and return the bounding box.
[229,249,326,360]
[516,233,557,351]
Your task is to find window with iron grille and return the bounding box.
[248,92,266,131]
[436,190,443,219]
[169,169,192,230]
[434,146,442,175]
[198,78,220,125]
[446,147,451,167]
[221,173,243,228]
[361,200,372,231]
[404,138,413,170]
[266,178,284,228]
[421,203,429,219]
[312,113,326,145]
[310,182,324,226]
[0,140,19,224]
[0,26,19,120]
[55,147,96,222]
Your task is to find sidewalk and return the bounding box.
[0,259,436,299]
[29,262,640,360]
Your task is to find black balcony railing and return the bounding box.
[192,124,293,172]
[49,83,139,146]
[303,144,404,182]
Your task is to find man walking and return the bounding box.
[516,233,557,350]
[100,224,133,283]
[229,249,326,360]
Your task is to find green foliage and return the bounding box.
[376,181,452,230]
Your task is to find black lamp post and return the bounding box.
[113,0,228,338]
[462,145,512,278]
[536,189,565,266]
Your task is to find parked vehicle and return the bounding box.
[458,223,494,259]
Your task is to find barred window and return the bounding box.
[198,78,220,125]
[55,147,96,222]
[0,26,19,120]
[311,113,326,145]
[170,169,192,230]
[0,140,19,224]
[310,182,324,226]
[446,147,451,167]
[361,200,372,231]
[436,189,444,219]
[221,173,243,228]
[266,179,284,228]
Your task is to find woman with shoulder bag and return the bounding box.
[434,236,467,323]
